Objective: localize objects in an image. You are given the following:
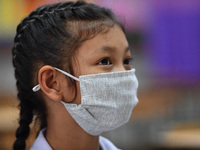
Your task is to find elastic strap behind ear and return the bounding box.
[54,67,79,81]
[32,67,79,92]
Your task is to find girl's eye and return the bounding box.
[98,58,111,65]
[123,58,131,65]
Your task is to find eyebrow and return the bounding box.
[93,45,130,54]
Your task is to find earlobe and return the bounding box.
[38,65,62,101]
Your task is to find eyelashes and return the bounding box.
[123,57,132,65]
[98,58,111,65]
[98,57,133,66]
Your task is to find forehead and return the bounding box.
[76,25,129,56]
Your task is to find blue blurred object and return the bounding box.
[146,1,200,85]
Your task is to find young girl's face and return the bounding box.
[62,25,132,104]
[74,25,132,75]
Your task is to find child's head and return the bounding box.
[12,1,128,149]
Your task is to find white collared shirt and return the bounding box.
[31,129,120,150]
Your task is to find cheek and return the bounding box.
[62,79,81,104]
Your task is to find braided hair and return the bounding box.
[12,1,124,149]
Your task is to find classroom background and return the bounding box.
[0,0,200,149]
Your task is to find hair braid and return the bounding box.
[12,5,55,150]
[13,29,39,149]
[13,91,34,149]
[12,2,80,149]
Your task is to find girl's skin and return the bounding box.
[38,25,132,150]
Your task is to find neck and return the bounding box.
[45,101,100,150]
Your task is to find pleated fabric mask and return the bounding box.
[33,68,139,135]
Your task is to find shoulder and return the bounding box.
[30,129,52,150]
[99,136,121,150]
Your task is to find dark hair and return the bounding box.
[12,1,124,149]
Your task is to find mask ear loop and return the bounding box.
[32,84,41,92]
[54,67,79,82]
[32,67,80,92]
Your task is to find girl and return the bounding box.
[12,1,138,150]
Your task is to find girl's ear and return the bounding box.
[38,65,63,101]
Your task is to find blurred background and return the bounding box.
[0,0,200,149]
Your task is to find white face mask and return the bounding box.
[33,67,139,136]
